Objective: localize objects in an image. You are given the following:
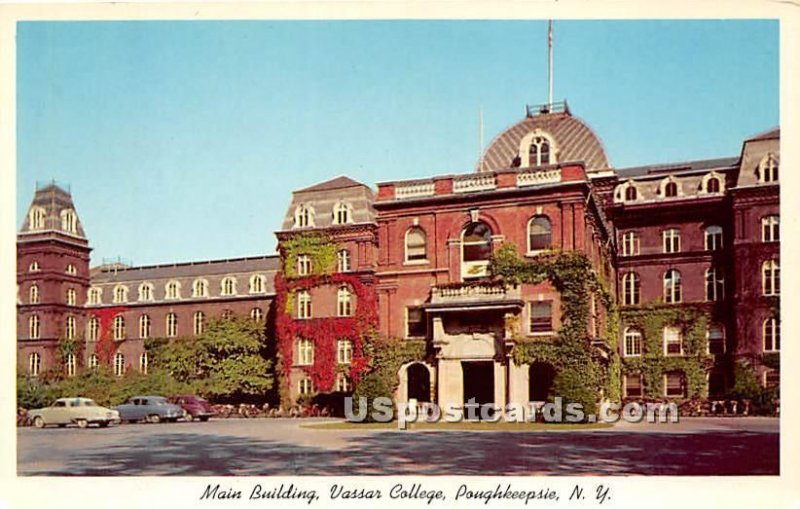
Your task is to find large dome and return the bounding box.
[478,106,609,172]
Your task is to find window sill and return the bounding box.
[404,259,430,266]
[528,332,554,338]
[525,250,550,257]
[623,353,642,358]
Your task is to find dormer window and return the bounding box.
[250,274,266,294]
[294,205,315,228]
[139,283,154,302]
[192,279,208,298]
[221,277,237,296]
[60,209,77,233]
[528,136,554,166]
[664,181,678,198]
[165,280,181,300]
[88,287,102,305]
[625,186,637,201]
[113,285,129,304]
[759,153,779,183]
[29,261,40,272]
[701,171,725,195]
[706,177,720,193]
[332,202,352,225]
[29,207,46,230]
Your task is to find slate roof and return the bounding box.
[296,176,367,193]
[746,127,780,142]
[479,111,610,172]
[19,183,87,238]
[616,157,739,180]
[91,255,279,285]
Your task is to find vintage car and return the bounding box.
[114,395,184,424]
[28,397,120,429]
[168,395,216,422]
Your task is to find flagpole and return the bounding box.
[548,20,554,107]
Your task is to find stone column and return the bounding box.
[437,359,463,412]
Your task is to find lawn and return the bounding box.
[302,420,612,431]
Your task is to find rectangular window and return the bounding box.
[663,229,681,254]
[663,327,683,356]
[406,307,426,338]
[337,340,353,364]
[624,374,643,398]
[529,301,553,334]
[621,232,639,256]
[664,372,686,398]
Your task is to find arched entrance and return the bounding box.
[529,362,556,402]
[407,362,432,402]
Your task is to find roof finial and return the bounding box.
[548,20,554,108]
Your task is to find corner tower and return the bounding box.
[17,182,91,377]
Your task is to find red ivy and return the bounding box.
[275,273,377,393]
[91,306,128,365]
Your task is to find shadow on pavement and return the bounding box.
[22,429,778,476]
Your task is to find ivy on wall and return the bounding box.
[618,304,712,399]
[92,306,128,365]
[275,233,377,400]
[490,243,618,413]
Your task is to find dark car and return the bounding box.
[114,395,184,424]
[168,395,216,422]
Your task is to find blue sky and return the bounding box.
[16,20,778,266]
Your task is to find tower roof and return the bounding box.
[19,182,87,240]
[479,103,609,173]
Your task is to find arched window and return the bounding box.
[165,280,180,300]
[705,267,725,302]
[337,249,351,272]
[88,354,98,370]
[29,315,40,339]
[250,307,263,321]
[527,135,555,166]
[29,261,40,272]
[337,286,353,317]
[624,185,637,202]
[221,277,236,296]
[113,315,125,340]
[65,315,76,340]
[65,353,76,377]
[621,231,639,256]
[139,352,149,374]
[297,291,312,319]
[166,313,178,337]
[662,179,679,198]
[461,222,493,279]
[65,264,77,275]
[88,316,99,341]
[664,270,682,304]
[114,353,125,377]
[759,154,779,183]
[294,204,315,228]
[337,340,353,364]
[66,288,77,306]
[88,287,102,305]
[29,352,41,376]
[193,279,208,298]
[60,209,77,233]
[297,339,314,365]
[763,317,780,352]
[29,207,46,230]
[622,273,640,306]
[138,282,153,302]
[193,311,205,335]
[332,202,352,225]
[663,228,681,253]
[139,314,151,339]
[704,225,723,251]
[623,328,642,357]
[762,215,779,242]
[706,177,720,193]
[528,216,552,252]
[249,274,266,293]
[707,324,725,355]
[296,254,312,276]
[29,284,39,304]
[762,260,780,296]
[405,227,428,262]
[113,285,128,304]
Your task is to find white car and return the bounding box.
[28,397,120,429]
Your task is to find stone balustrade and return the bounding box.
[430,283,520,304]
[395,181,435,199]
[516,168,561,187]
[453,174,497,193]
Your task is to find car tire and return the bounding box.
[200,416,209,422]
[76,419,88,429]
[33,416,45,429]
[184,413,193,422]
[98,421,109,428]
[148,414,161,424]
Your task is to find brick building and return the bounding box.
[18,102,780,410]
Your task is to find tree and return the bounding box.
[152,316,274,403]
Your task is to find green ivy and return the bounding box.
[490,243,617,416]
[281,233,338,277]
[619,304,712,399]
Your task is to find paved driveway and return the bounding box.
[17,417,778,476]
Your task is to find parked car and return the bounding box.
[114,395,184,424]
[28,397,120,429]
[168,395,216,422]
